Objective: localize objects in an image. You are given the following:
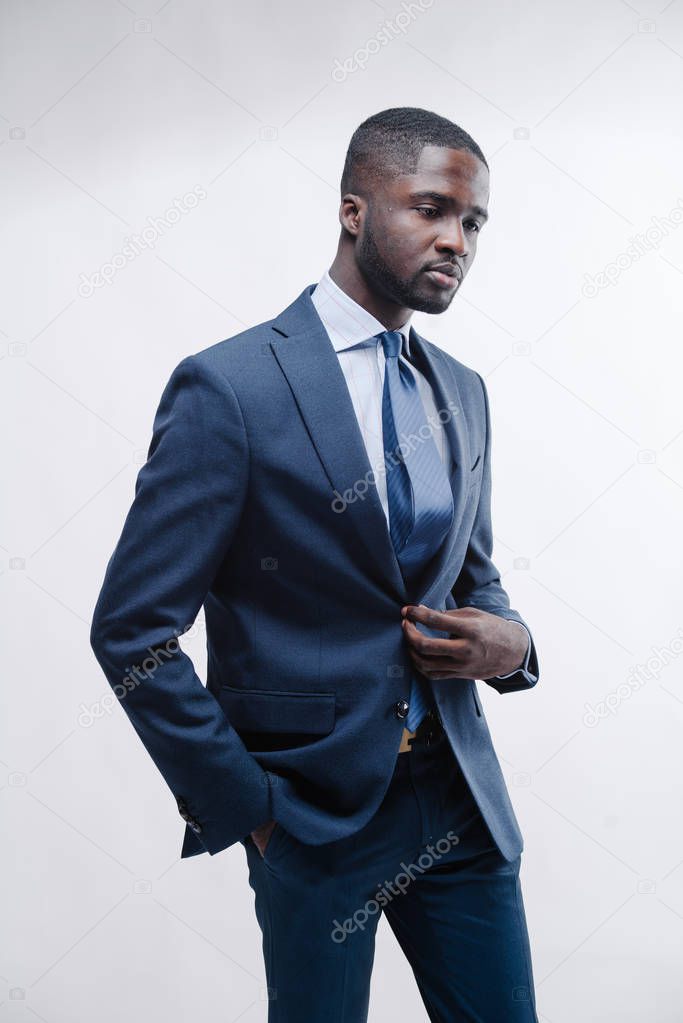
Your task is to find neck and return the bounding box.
[327,251,413,332]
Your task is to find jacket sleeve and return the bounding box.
[451,370,540,695]
[89,354,272,854]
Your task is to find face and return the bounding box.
[352,145,489,315]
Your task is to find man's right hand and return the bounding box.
[251,819,277,858]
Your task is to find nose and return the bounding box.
[436,217,469,258]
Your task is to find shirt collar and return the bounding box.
[310,269,414,357]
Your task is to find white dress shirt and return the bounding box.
[310,269,535,683]
[310,268,452,521]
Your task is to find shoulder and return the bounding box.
[162,315,279,402]
[190,317,278,378]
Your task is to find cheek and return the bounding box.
[389,211,427,244]
[467,237,479,257]
[389,222,420,256]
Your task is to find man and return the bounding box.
[90,107,540,1021]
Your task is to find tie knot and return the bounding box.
[378,330,403,360]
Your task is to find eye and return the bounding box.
[465,220,481,234]
[416,207,440,218]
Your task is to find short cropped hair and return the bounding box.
[340,107,488,198]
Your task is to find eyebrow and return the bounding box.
[407,190,489,222]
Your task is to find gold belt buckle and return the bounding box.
[399,726,417,753]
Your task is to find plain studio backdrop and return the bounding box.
[2,0,683,1020]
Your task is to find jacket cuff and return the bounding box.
[176,766,273,857]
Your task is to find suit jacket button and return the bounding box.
[395,699,410,720]
[189,821,202,834]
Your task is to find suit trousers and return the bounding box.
[241,716,539,1022]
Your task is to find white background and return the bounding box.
[2,0,683,1020]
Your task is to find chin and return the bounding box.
[408,290,455,315]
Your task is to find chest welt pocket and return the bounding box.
[219,685,336,735]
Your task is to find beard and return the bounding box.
[356,216,454,315]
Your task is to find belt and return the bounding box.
[398,708,443,753]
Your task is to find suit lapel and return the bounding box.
[268,285,471,606]
[406,326,472,606]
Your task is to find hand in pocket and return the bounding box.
[251,819,277,858]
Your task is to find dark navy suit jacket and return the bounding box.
[90,283,539,862]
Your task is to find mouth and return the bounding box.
[424,266,461,289]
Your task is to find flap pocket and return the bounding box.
[219,685,336,735]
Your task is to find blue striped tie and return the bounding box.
[378,330,454,732]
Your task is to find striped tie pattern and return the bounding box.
[378,330,454,732]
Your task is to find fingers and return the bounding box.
[401,603,472,635]
[401,616,469,658]
[399,604,478,679]
[401,619,472,678]
[409,653,470,678]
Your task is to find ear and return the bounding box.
[339,193,364,235]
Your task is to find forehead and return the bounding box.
[391,144,489,206]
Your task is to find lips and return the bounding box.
[425,265,462,289]
[427,264,461,280]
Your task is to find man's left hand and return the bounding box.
[400,604,528,680]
